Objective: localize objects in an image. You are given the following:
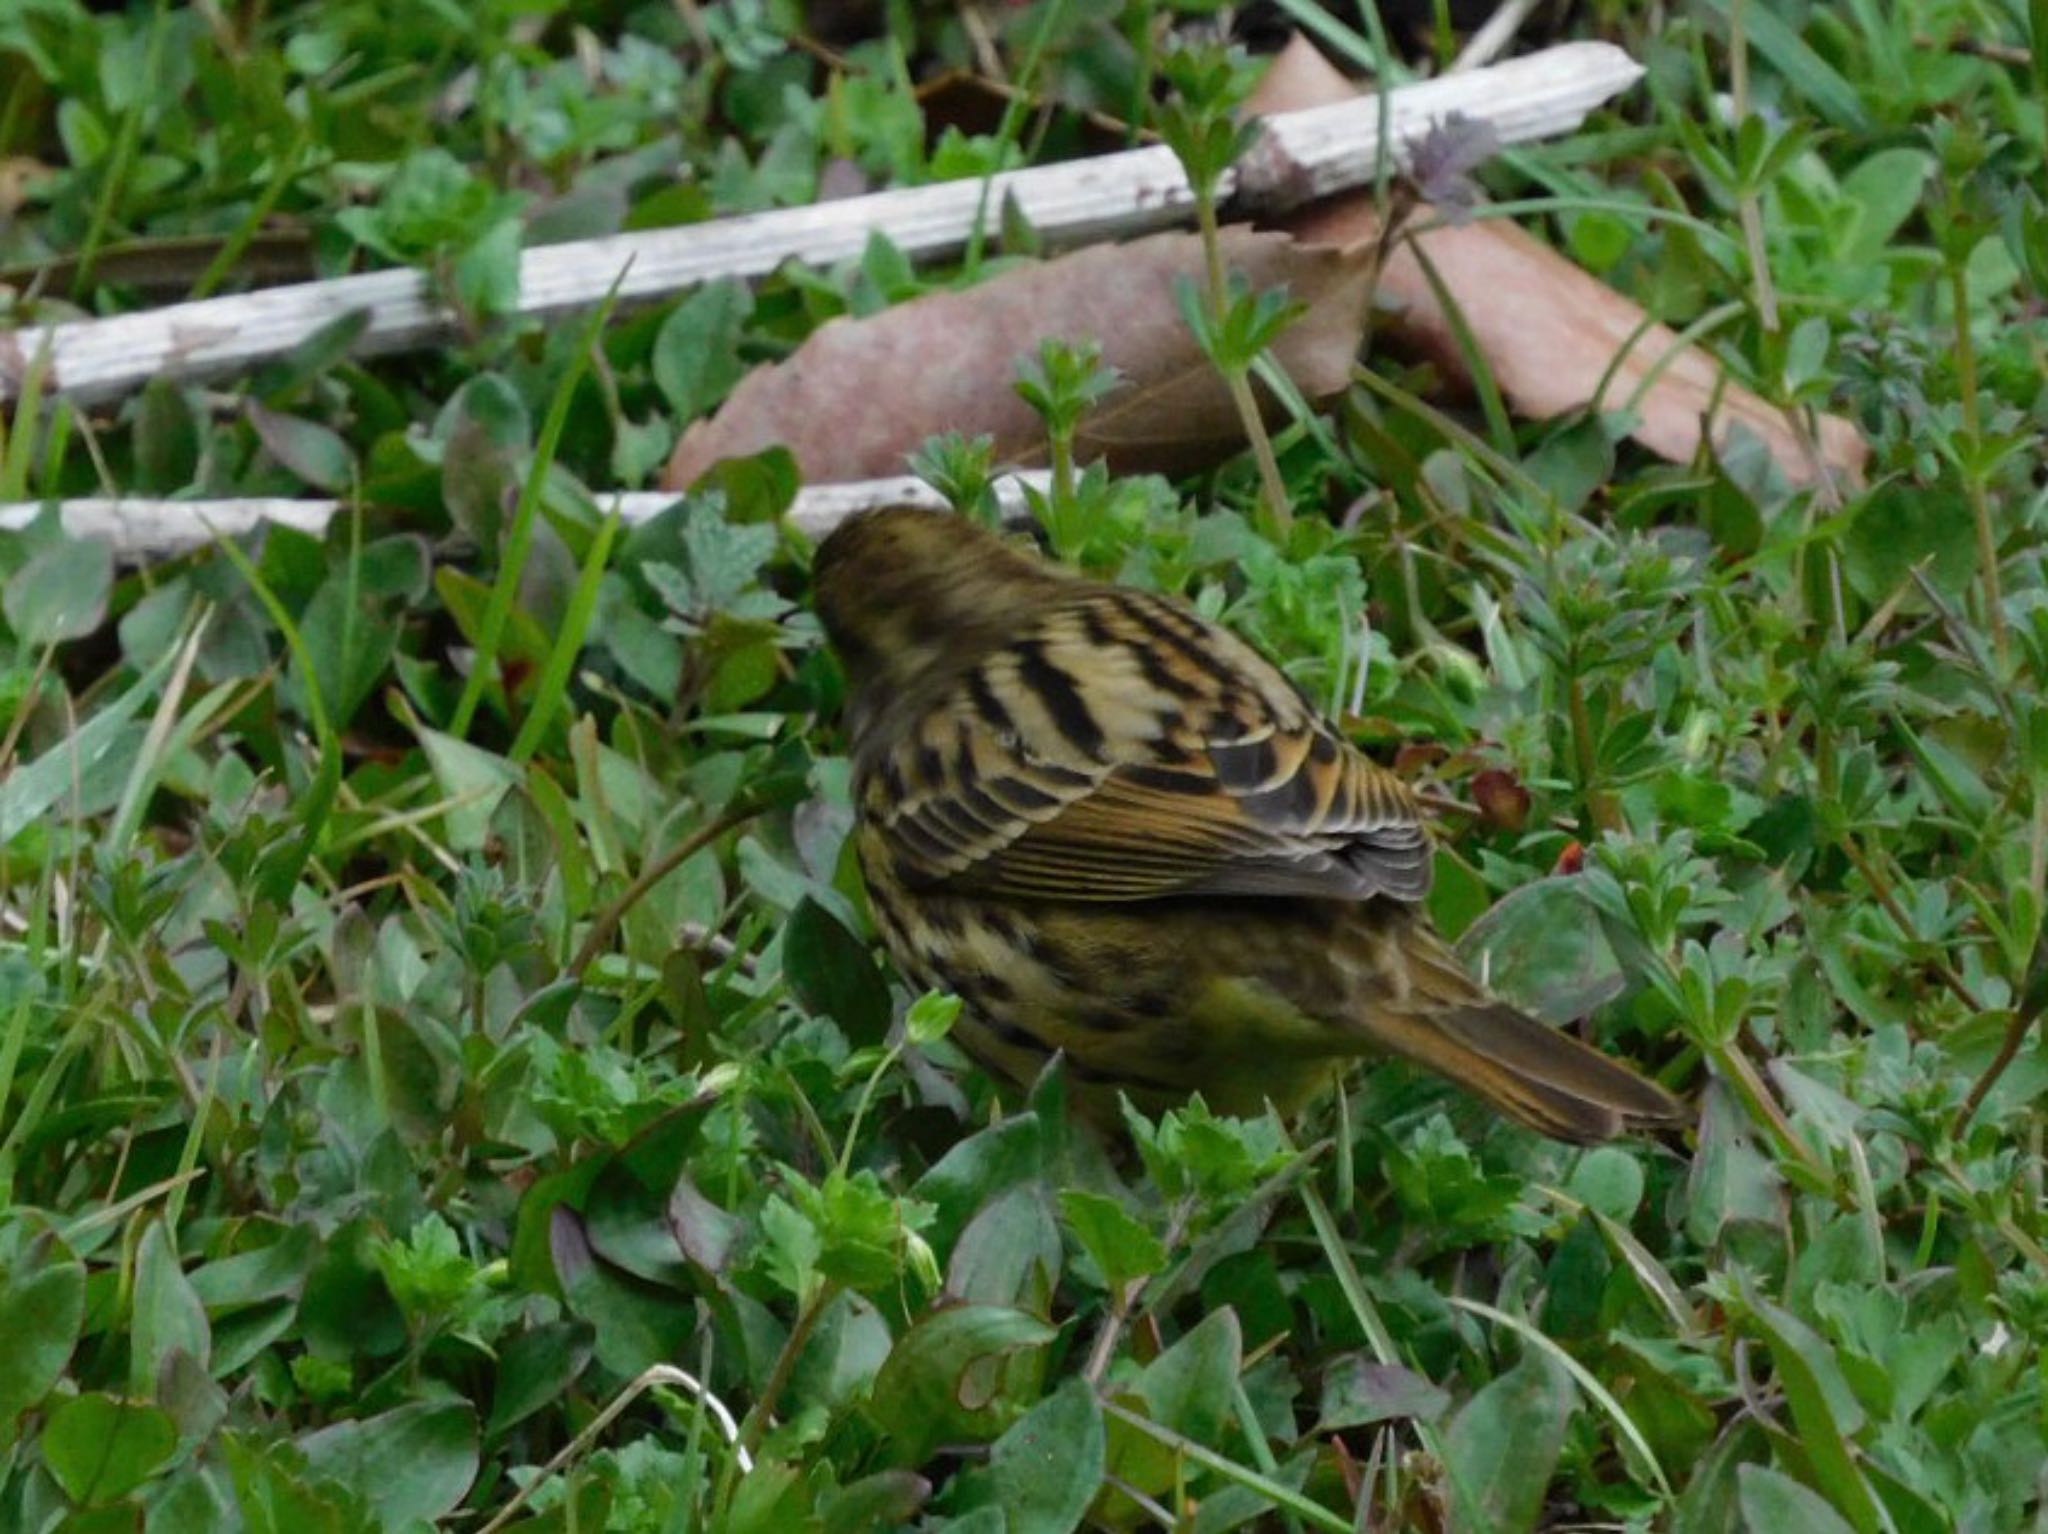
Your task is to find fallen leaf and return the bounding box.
[666,227,1374,487]
[1247,35,1868,489]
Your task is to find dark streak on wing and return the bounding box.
[967,665,1016,738]
[1116,593,1246,695]
[984,774,1061,812]
[1120,764,1222,795]
[1013,639,1106,758]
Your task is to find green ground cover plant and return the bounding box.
[2,1,2046,1530]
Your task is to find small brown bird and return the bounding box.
[812,507,1684,1145]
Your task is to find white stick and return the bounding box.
[0,43,1642,405]
[0,471,1052,561]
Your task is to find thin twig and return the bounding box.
[737,1281,839,1455]
[1954,938,2048,1135]
[1912,34,2032,67]
[567,802,765,980]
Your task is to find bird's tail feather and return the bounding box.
[1365,1001,1687,1146]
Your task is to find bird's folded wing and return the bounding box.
[864,590,1434,903]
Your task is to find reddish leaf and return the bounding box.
[1394,740,1450,777]
[1470,767,1532,832]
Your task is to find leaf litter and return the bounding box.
[672,33,1867,495]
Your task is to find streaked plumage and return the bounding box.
[812,507,1684,1144]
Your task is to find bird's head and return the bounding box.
[812,506,1070,715]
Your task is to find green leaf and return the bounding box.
[818,1469,930,1534]
[1442,1347,1575,1534]
[5,534,112,646]
[248,402,353,492]
[1737,1465,1859,1534]
[298,1403,477,1527]
[290,574,397,731]
[221,1430,361,1534]
[299,1219,407,1363]
[723,1459,815,1534]
[550,1207,694,1377]
[652,280,755,421]
[1567,1146,1646,1221]
[1841,483,1977,603]
[129,1221,210,1398]
[435,565,552,682]
[412,724,521,853]
[1427,848,1492,943]
[1456,877,1625,1024]
[0,1240,85,1427]
[987,1379,1106,1534]
[807,1170,936,1295]
[1836,149,1931,264]
[1058,1190,1167,1291]
[758,1193,823,1304]
[1538,1216,1611,1338]
[156,1347,227,1456]
[255,310,374,401]
[134,379,200,492]
[667,1175,746,1277]
[1525,417,1616,514]
[904,991,961,1047]
[783,897,890,1044]
[866,1305,1056,1466]
[584,1160,691,1290]
[687,447,799,523]
[1685,1084,1786,1247]
[146,1468,233,1534]
[187,1224,317,1311]
[1138,1307,1241,1445]
[946,1186,1062,1310]
[41,1393,178,1505]
[914,1114,1043,1256]
[677,511,779,611]
[454,217,524,318]
[486,1324,592,1435]
[446,278,620,740]
[1318,1357,1451,1432]
[1740,1284,1885,1534]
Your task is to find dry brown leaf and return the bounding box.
[1248,34,1868,489]
[665,227,1374,488]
